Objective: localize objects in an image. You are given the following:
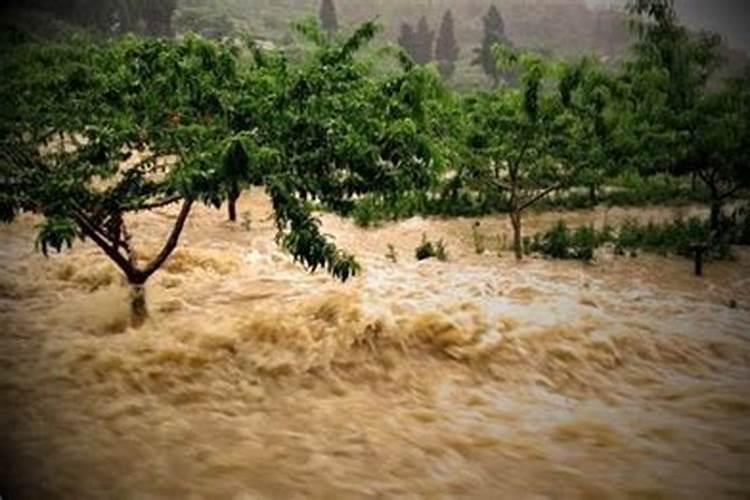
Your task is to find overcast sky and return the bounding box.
[584,0,750,51]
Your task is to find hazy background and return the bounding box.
[586,0,749,51]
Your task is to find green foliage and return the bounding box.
[1,20,445,294]
[614,217,711,257]
[415,234,447,261]
[528,216,741,262]
[530,221,597,261]
[35,216,77,256]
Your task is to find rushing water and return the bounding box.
[1,190,749,499]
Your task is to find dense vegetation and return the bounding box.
[1,0,749,324]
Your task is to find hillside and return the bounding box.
[176,0,634,87]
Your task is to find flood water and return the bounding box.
[1,190,749,499]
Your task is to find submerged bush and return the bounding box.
[530,221,598,261]
[528,215,740,262]
[415,234,448,261]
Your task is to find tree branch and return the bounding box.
[123,195,183,212]
[518,184,562,212]
[141,198,194,280]
[72,210,134,278]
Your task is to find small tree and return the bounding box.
[472,5,512,87]
[0,36,239,324]
[413,16,434,65]
[435,10,460,80]
[319,0,338,35]
[466,47,581,260]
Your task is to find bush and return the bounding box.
[415,234,448,261]
[571,225,597,261]
[352,197,386,227]
[528,216,729,262]
[538,221,572,259]
[614,217,710,257]
[386,244,398,263]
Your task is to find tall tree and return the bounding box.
[414,16,435,65]
[435,9,460,80]
[398,22,419,61]
[472,5,512,86]
[319,0,338,35]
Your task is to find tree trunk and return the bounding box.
[710,197,723,243]
[130,283,148,327]
[510,211,523,261]
[228,182,240,222]
[589,183,598,206]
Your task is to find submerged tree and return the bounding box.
[435,10,459,80]
[0,36,242,324]
[0,23,440,325]
[466,47,584,260]
[623,0,749,243]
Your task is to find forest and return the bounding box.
[1,1,749,498]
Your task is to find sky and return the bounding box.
[583,0,750,51]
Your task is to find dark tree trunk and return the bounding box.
[589,183,598,207]
[709,190,723,244]
[228,182,240,222]
[73,198,194,328]
[129,283,148,327]
[510,211,523,261]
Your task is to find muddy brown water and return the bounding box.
[1,190,749,499]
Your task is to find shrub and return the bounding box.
[536,221,571,259]
[415,234,448,261]
[352,197,386,227]
[571,225,597,261]
[472,222,486,254]
[386,244,398,263]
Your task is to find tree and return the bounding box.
[472,5,512,87]
[435,10,460,80]
[558,58,620,206]
[413,16,434,65]
[466,47,582,260]
[319,0,338,35]
[0,36,240,324]
[680,73,750,242]
[623,0,745,243]
[0,23,440,324]
[398,22,418,61]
